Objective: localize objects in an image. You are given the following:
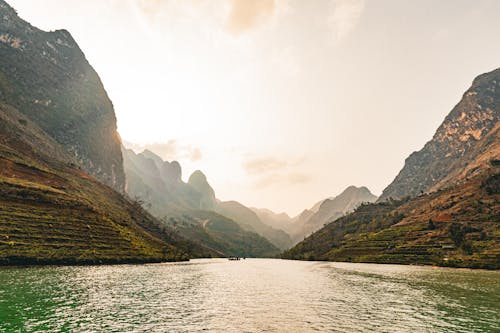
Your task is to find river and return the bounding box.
[0,259,498,332]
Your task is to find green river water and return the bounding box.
[0,259,498,332]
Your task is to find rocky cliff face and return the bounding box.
[379,68,500,201]
[285,68,499,269]
[0,0,125,191]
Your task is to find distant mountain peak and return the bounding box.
[288,185,377,244]
[188,170,216,210]
[189,170,207,182]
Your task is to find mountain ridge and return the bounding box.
[122,148,282,256]
[286,186,378,243]
[379,67,500,201]
[284,67,500,269]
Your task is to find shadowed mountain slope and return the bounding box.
[0,0,124,191]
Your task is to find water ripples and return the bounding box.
[0,259,498,332]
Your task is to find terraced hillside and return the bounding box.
[283,171,499,269]
[0,102,209,265]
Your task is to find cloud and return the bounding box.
[188,147,203,162]
[143,140,178,160]
[244,157,288,175]
[254,172,311,188]
[243,155,310,188]
[327,0,365,42]
[123,139,203,162]
[135,0,165,19]
[225,0,275,35]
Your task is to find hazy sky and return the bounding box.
[9,0,500,215]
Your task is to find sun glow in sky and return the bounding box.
[10,0,500,215]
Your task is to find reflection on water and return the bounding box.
[0,259,498,332]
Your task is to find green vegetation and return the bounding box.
[283,176,500,269]
[284,67,499,269]
[164,210,279,258]
[216,201,293,250]
[0,2,215,265]
[0,102,213,265]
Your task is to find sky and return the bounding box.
[8,0,500,216]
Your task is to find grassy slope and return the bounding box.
[165,210,280,258]
[283,170,499,269]
[0,104,210,265]
[217,201,293,250]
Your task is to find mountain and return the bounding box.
[0,1,211,264]
[284,68,500,269]
[0,99,209,265]
[217,201,293,249]
[122,148,281,256]
[252,208,293,232]
[122,147,201,212]
[164,210,278,258]
[188,170,217,210]
[379,68,500,201]
[0,0,125,192]
[288,186,377,243]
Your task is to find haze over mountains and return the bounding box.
[123,145,379,250]
[122,147,281,256]
[287,186,377,243]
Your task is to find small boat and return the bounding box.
[228,256,240,261]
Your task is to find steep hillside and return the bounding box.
[122,149,281,256]
[288,186,377,243]
[164,210,279,258]
[217,201,293,249]
[0,0,124,191]
[284,68,500,269]
[0,103,209,265]
[379,68,500,201]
